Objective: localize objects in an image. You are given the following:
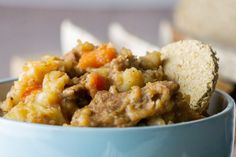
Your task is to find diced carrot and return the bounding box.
[21,83,42,99]
[78,44,117,70]
[88,73,108,91]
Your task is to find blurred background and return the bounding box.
[0,0,176,78]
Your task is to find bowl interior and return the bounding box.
[0,79,16,101]
[208,90,228,116]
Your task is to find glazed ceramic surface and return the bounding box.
[0,79,234,157]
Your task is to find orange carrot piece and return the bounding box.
[78,44,116,70]
[88,73,108,91]
[21,84,42,99]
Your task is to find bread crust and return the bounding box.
[161,40,218,113]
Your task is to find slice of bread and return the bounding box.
[161,40,218,113]
[174,0,236,47]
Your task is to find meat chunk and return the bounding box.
[108,48,139,71]
[61,72,110,120]
[62,83,90,121]
[71,81,179,127]
[0,107,2,117]
[143,68,164,84]
[61,74,89,120]
[146,93,204,125]
[63,50,82,77]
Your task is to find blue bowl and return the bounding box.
[0,79,235,157]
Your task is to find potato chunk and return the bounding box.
[4,71,69,125]
[113,67,144,92]
[140,51,161,69]
[0,56,65,113]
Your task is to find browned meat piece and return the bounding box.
[63,49,80,63]
[61,72,110,120]
[61,74,91,121]
[107,48,139,71]
[142,68,164,84]
[0,107,2,117]
[63,84,86,99]
[146,93,204,125]
[63,50,83,77]
[71,81,179,127]
[62,83,91,121]
[171,93,205,122]
[63,83,91,106]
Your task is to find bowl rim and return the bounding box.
[0,77,17,83]
[0,79,235,132]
